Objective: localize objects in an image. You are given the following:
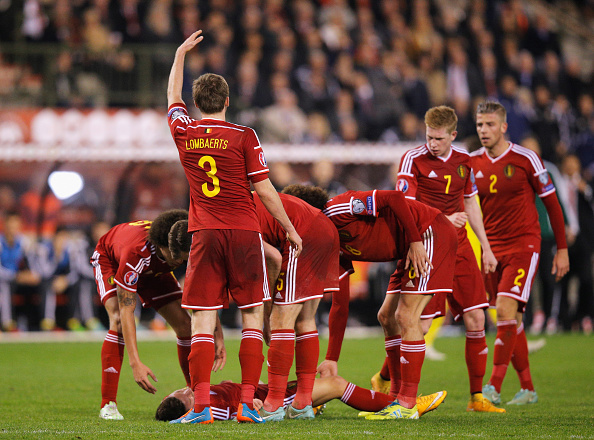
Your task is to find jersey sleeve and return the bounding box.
[243,128,269,183]
[167,102,193,141]
[527,155,556,198]
[114,246,147,293]
[465,168,479,198]
[396,151,418,200]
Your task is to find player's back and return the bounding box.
[96,221,151,265]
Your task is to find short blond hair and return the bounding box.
[424,105,458,134]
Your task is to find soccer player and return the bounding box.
[283,185,457,419]
[92,210,221,420]
[155,377,447,422]
[470,101,569,405]
[166,30,302,425]
[388,105,503,413]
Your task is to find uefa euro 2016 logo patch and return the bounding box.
[124,271,139,286]
[397,178,409,193]
[504,164,515,178]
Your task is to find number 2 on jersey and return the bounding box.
[444,175,452,194]
[489,175,497,193]
[199,155,221,197]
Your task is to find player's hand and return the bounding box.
[552,248,570,282]
[212,343,227,372]
[405,241,433,278]
[176,30,204,55]
[286,230,303,258]
[131,362,158,394]
[253,398,264,411]
[482,248,498,274]
[446,212,468,228]
[317,359,338,378]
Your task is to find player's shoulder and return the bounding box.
[399,145,429,173]
[469,147,485,158]
[509,143,546,172]
[451,145,471,157]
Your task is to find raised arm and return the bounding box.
[464,195,497,273]
[167,30,203,107]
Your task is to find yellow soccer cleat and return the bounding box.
[370,372,391,395]
[365,401,419,420]
[417,391,447,416]
[467,393,506,413]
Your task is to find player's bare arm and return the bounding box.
[446,212,468,229]
[541,193,570,281]
[167,30,204,107]
[552,248,569,282]
[117,285,158,394]
[213,314,227,372]
[253,178,303,258]
[464,196,497,273]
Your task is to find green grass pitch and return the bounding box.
[1,333,593,439]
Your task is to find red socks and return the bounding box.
[489,319,517,392]
[385,335,402,398]
[293,331,319,409]
[465,329,488,394]
[341,382,393,411]
[239,328,265,409]
[397,340,425,408]
[101,330,125,407]
[189,334,215,412]
[177,337,192,387]
[380,356,390,380]
[264,329,295,411]
[511,323,534,391]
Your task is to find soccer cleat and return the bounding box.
[365,401,419,420]
[286,404,315,420]
[370,372,391,395]
[482,384,501,405]
[467,393,506,413]
[99,401,124,420]
[169,407,214,424]
[527,338,546,354]
[417,391,447,416]
[258,406,285,422]
[236,403,265,423]
[312,403,325,417]
[507,389,538,405]
[425,345,446,361]
[358,411,373,417]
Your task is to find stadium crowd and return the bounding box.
[0,0,593,336]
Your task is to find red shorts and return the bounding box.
[91,251,182,310]
[421,236,489,321]
[483,251,540,313]
[273,214,340,304]
[386,214,457,295]
[183,229,268,310]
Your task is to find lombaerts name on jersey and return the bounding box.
[186,138,228,150]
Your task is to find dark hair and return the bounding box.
[476,100,507,122]
[155,397,187,421]
[168,219,191,260]
[148,209,189,248]
[192,73,229,114]
[281,184,329,210]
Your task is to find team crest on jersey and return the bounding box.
[397,178,408,193]
[457,165,466,178]
[124,271,139,286]
[352,198,365,214]
[108,276,115,286]
[259,151,267,167]
[504,164,515,178]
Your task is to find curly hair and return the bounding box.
[148,209,189,248]
[155,397,187,421]
[281,184,329,210]
[168,219,192,260]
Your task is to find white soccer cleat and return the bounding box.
[527,338,546,354]
[99,401,124,420]
[425,345,446,361]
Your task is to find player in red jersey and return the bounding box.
[91,210,226,420]
[471,101,569,406]
[386,106,503,413]
[283,185,456,420]
[155,378,447,422]
[166,30,302,425]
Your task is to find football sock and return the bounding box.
[398,340,425,408]
[101,330,125,407]
[176,337,192,387]
[489,319,517,392]
[239,328,265,410]
[379,357,390,381]
[385,335,402,398]
[465,329,488,394]
[341,382,393,411]
[264,329,295,411]
[189,334,215,412]
[293,331,319,409]
[511,323,534,391]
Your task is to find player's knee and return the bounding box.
[377,308,393,327]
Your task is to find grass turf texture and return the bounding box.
[1,334,592,439]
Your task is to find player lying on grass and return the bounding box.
[155,375,446,422]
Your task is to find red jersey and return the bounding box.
[167,103,269,233]
[95,221,173,293]
[470,143,556,257]
[397,144,477,240]
[323,190,439,262]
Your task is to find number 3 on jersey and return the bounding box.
[199,155,221,197]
